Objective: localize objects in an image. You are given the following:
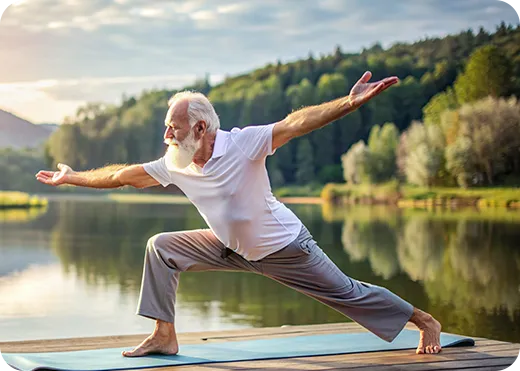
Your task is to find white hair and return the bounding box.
[168,91,220,133]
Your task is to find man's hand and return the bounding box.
[35,163,74,186]
[272,71,399,150]
[348,71,399,110]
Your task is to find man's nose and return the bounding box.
[164,127,173,139]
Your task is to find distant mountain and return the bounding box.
[0,109,54,149]
[39,123,60,133]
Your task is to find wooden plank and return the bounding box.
[451,368,518,371]
[161,349,518,371]
[361,358,517,370]
[135,339,519,371]
[283,346,519,363]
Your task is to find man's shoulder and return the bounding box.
[229,123,276,137]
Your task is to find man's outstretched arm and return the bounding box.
[272,71,399,150]
[35,163,159,189]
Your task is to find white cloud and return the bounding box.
[217,3,248,14]
[191,9,215,21]
[134,7,163,18]
[47,21,66,29]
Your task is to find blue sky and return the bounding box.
[0,0,518,123]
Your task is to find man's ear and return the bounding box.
[195,121,207,138]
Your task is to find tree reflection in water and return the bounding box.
[334,206,520,342]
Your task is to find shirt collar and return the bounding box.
[211,129,228,159]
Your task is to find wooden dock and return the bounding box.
[1,323,518,370]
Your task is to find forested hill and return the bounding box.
[46,23,520,187]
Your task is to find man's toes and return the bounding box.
[434,345,442,354]
[416,347,425,354]
[122,348,145,357]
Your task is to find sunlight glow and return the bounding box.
[0,74,224,123]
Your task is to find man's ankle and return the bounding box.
[154,320,175,337]
[410,308,432,328]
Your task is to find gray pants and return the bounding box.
[136,225,414,342]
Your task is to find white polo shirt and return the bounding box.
[143,123,302,261]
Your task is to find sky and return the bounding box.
[0,0,519,124]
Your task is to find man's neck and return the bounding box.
[192,132,217,168]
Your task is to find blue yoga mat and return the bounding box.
[2,329,474,371]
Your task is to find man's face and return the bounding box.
[163,100,201,170]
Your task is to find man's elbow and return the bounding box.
[273,119,299,149]
[115,168,136,188]
[117,166,159,189]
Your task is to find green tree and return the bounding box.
[364,123,399,183]
[286,78,316,110]
[423,88,458,126]
[312,74,349,170]
[403,122,445,187]
[454,45,513,104]
[295,138,315,184]
[454,97,520,185]
[445,137,475,188]
[266,156,285,188]
[341,141,367,184]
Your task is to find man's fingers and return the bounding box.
[36,175,53,185]
[370,78,398,95]
[35,173,48,181]
[369,76,398,87]
[380,77,399,87]
[360,71,372,84]
[36,171,54,177]
[369,82,385,98]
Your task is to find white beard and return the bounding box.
[164,131,201,170]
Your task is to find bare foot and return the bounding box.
[410,308,442,355]
[122,321,179,357]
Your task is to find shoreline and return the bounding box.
[15,186,520,210]
[0,191,48,209]
[322,183,520,210]
[32,192,324,205]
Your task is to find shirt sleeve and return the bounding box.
[230,123,277,161]
[142,156,173,187]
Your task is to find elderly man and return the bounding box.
[36,71,442,357]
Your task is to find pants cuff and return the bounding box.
[136,309,175,324]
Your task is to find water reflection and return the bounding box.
[0,200,519,343]
[333,206,520,342]
[0,207,48,224]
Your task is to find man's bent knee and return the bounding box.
[147,233,169,253]
[146,232,194,271]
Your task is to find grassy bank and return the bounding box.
[0,191,48,209]
[321,181,520,209]
[274,185,324,198]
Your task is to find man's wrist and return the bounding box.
[345,95,357,112]
[64,172,78,186]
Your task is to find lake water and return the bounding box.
[0,198,519,343]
